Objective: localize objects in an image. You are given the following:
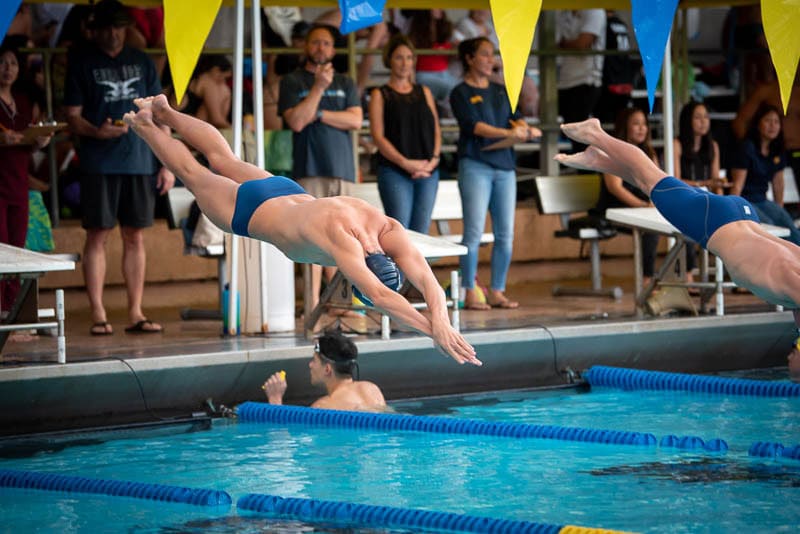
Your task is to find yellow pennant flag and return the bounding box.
[761,0,800,113]
[164,0,222,105]
[490,0,542,112]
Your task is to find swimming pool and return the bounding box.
[1,370,798,533]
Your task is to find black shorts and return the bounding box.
[80,173,156,229]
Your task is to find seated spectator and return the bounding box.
[262,332,388,412]
[406,10,458,108]
[125,7,166,76]
[673,101,727,288]
[731,104,800,245]
[369,34,440,233]
[164,55,233,129]
[590,108,660,287]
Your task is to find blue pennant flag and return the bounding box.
[631,0,678,112]
[0,0,23,44]
[339,0,384,35]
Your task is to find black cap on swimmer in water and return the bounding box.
[352,253,404,307]
[316,332,359,377]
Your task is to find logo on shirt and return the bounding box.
[470,95,483,104]
[744,205,751,215]
[298,89,347,99]
[93,65,144,102]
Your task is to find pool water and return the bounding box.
[1,377,799,533]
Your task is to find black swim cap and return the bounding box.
[352,253,404,307]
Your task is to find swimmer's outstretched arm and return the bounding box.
[333,239,480,366]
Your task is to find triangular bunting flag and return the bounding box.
[761,0,800,114]
[339,0,385,35]
[164,0,222,105]
[631,0,679,112]
[0,0,23,44]
[489,0,542,112]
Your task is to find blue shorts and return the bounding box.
[231,176,306,237]
[650,176,759,248]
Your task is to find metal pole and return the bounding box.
[251,0,270,332]
[228,0,245,336]
[663,34,675,177]
[56,289,65,364]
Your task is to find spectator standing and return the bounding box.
[451,10,538,118]
[673,101,726,285]
[369,35,440,234]
[731,104,800,245]
[0,44,52,313]
[591,108,660,287]
[594,10,634,124]
[450,37,540,311]
[63,0,174,336]
[556,9,606,151]
[278,23,362,311]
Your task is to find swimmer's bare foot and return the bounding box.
[555,146,618,175]
[560,118,604,146]
[123,108,154,130]
[149,94,171,122]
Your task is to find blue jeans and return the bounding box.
[458,158,516,290]
[377,165,439,233]
[751,199,800,245]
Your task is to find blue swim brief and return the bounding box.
[231,176,306,237]
[352,253,405,307]
[649,176,760,248]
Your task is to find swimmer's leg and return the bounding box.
[124,107,236,232]
[556,118,668,195]
[136,95,270,184]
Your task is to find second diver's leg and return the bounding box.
[556,119,668,194]
[123,107,238,232]
[138,95,270,183]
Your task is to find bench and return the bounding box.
[304,181,468,339]
[166,187,227,320]
[534,174,623,299]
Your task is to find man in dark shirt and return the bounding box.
[278,23,362,316]
[63,0,174,336]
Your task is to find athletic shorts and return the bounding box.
[297,176,353,199]
[80,173,156,229]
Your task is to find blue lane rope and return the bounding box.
[237,493,566,533]
[236,402,657,447]
[583,366,800,397]
[659,435,729,453]
[748,442,800,461]
[0,469,232,506]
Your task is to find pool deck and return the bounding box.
[0,259,794,435]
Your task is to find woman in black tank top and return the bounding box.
[369,35,441,233]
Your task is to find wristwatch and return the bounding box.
[316,109,323,123]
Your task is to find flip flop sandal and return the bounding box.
[124,319,163,334]
[90,322,113,336]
